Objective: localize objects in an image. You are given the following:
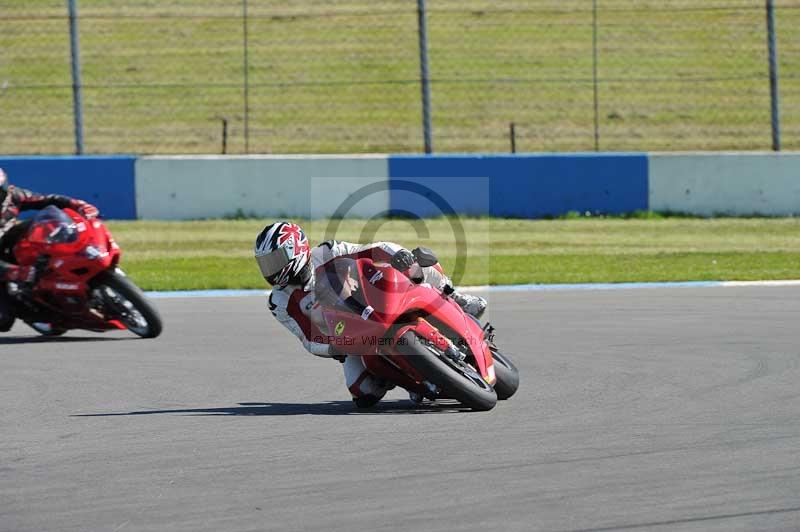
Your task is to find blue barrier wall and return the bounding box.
[388,154,649,218]
[0,156,137,219]
[3,153,796,219]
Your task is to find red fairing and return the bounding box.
[319,257,495,395]
[393,281,492,379]
[13,207,123,331]
[15,209,119,276]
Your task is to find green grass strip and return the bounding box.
[106,218,800,291]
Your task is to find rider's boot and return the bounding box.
[408,391,425,404]
[345,356,393,409]
[353,394,382,408]
[449,290,487,320]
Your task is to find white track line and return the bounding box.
[144,280,800,299]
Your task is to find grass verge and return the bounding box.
[105,218,800,291]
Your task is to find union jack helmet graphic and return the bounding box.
[254,221,311,287]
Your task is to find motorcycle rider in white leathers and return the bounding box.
[254,221,487,408]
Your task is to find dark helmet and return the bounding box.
[254,221,312,287]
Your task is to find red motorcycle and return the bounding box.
[317,257,519,411]
[7,205,162,338]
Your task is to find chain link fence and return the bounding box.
[2,0,798,154]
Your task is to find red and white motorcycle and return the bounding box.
[317,256,518,411]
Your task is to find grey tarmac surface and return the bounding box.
[1,287,799,532]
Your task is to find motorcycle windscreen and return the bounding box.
[315,257,369,313]
[26,206,79,244]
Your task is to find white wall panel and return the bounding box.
[650,153,800,216]
[135,155,390,220]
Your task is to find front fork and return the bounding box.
[411,317,466,364]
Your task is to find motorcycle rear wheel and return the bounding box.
[92,270,163,339]
[398,331,497,411]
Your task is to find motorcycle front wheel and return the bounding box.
[489,347,519,400]
[92,270,163,339]
[397,331,497,412]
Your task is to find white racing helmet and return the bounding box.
[254,221,312,287]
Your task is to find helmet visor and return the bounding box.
[256,246,291,279]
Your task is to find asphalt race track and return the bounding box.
[2,287,799,532]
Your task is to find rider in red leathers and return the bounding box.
[254,221,487,408]
[0,168,100,331]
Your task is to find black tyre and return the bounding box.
[398,331,497,411]
[489,347,519,400]
[92,270,163,338]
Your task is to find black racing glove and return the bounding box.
[411,247,438,267]
[390,248,415,271]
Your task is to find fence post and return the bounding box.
[766,0,781,151]
[416,0,433,154]
[242,0,251,154]
[592,0,600,152]
[67,0,84,154]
